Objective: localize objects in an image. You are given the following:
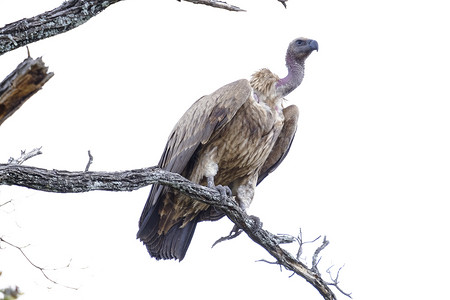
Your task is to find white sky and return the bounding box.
[1,0,449,299]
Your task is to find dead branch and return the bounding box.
[296,228,321,260]
[7,147,43,165]
[312,236,330,275]
[0,0,123,56]
[326,266,352,298]
[278,0,288,8]
[84,150,94,172]
[0,161,338,300]
[0,237,77,290]
[0,199,12,208]
[181,0,245,11]
[181,0,288,11]
[0,55,53,126]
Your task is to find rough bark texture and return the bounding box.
[0,0,123,56]
[0,56,53,126]
[0,163,336,300]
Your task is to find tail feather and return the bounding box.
[141,220,198,261]
[137,199,198,261]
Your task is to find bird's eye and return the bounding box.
[296,40,305,46]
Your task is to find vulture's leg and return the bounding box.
[212,216,262,248]
[212,225,243,248]
[213,175,262,248]
[206,176,232,199]
[235,175,257,209]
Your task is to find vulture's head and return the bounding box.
[286,37,319,64]
[275,37,318,97]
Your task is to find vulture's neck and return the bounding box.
[276,55,305,98]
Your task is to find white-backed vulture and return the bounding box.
[137,37,318,260]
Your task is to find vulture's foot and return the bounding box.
[211,215,262,248]
[206,176,232,200]
[215,185,233,199]
[212,224,243,248]
[248,215,263,233]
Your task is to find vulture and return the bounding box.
[137,37,318,261]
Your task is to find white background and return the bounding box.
[1,0,449,299]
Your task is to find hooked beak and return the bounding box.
[309,40,319,52]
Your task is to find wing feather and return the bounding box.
[138,79,252,229]
[257,104,299,185]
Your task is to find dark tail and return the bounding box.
[137,198,198,261]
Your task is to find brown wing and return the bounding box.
[257,104,299,185]
[138,79,252,231]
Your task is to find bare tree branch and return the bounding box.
[0,0,123,56]
[278,0,288,8]
[0,199,13,208]
[0,55,53,126]
[7,147,43,165]
[326,266,352,298]
[84,150,94,172]
[296,228,321,260]
[0,161,338,300]
[181,0,245,11]
[181,0,289,11]
[0,237,77,290]
[312,236,330,275]
[0,164,162,193]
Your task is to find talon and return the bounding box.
[206,176,232,199]
[215,184,232,198]
[212,224,243,248]
[249,215,262,232]
[206,176,215,189]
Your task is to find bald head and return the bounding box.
[286,37,319,65]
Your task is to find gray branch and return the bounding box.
[7,147,43,165]
[181,0,288,11]
[181,0,245,11]
[0,237,77,290]
[0,162,337,300]
[0,0,123,56]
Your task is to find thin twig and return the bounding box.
[326,265,353,298]
[84,150,94,172]
[7,147,42,165]
[0,199,12,208]
[181,0,245,11]
[312,236,330,275]
[256,259,279,265]
[0,237,77,290]
[256,257,285,273]
[278,0,288,8]
[296,228,321,260]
